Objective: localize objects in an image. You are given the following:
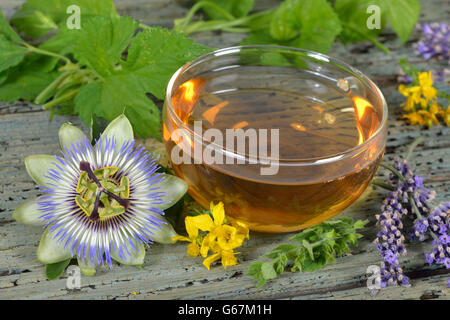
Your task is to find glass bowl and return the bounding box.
[163,45,388,233]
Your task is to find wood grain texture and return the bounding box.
[0,0,449,300]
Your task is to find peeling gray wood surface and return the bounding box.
[0,0,449,300]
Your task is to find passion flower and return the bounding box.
[13,115,188,276]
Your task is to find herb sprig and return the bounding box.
[175,0,421,54]
[0,0,211,139]
[247,217,367,287]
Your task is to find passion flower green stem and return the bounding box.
[177,0,235,29]
[35,70,75,104]
[42,88,79,110]
[179,9,274,35]
[23,43,72,65]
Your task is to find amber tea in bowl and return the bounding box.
[163,46,387,233]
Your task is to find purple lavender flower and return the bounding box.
[412,202,450,285]
[414,23,450,62]
[433,68,450,83]
[375,157,439,287]
[397,70,413,84]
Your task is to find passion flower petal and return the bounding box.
[37,229,72,264]
[24,154,57,186]
[58,122,87,151]
[148,214,178,244]
[77,256,96,277]
[12,197,44,226]
[111,240,146,266]
[150,175,188,210]
[99,114,134,154]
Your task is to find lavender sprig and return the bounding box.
[411,202,450,272]
[373,138,449,288]
[414,23,450,62]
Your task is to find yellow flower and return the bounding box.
[173,201,249,270]
[401,112,424,126]
[202,249,238,270]
[398,70,446,127]
[418,71,433,88]
[172,214,213,257]
[444,106,450,126]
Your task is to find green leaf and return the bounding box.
[244,0,342,53]
[74,73,160,139]
[123,27,211,100]
[335,0,386,44]
[46,258,72,280]
[379,0,420,43]
[195,0,254,19]
[71,19,210,139]
[260,262,277,280]
[102,74,161,139]
[270,0,300,41]
[274,244,298,253]
[0,9,23,43]
[302,240,315,260]
[74,16,138,77]
[39,25,77,57]
[0,65,59,102]
[0,35,28,73]
[73,82,101,126]
[289,0,342,53]
[247,261,263,276]
[273,257,287,274]
[353,219,368,230]
[248,216,367,286]
[301,255,327,272]
[11,0,118,38]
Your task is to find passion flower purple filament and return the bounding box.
[37,135,169,267]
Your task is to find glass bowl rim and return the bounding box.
[165,45,388,166]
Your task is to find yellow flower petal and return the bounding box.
[189,214,214,232]
[200,232,217,257]
[184,216,199,239]
[216,225,246,251]
[398,84,407,96]
[203,252,221,270]
[402,112,424,125]
[187,242,200,257]
[172,235,191,242]
[221,250,238,268]
[232,220,249,239]
[404,96,415,111]
[422,86,437,100]
[418,71,433,88]
[211,202,225,226]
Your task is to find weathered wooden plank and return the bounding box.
[0,0,449,300]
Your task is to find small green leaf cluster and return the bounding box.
[176,0,421,54]
[0,0,211,139]
[247,217,368,287]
